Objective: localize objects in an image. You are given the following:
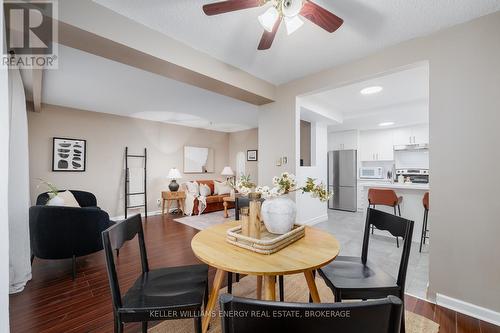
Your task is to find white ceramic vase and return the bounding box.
[47,195,65,206]
[261,195,296,234]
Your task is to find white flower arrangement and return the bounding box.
[228,174,256,195]
[257,172,333,202]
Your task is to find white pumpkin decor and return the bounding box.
[255,173,332,235]
[260,195,297,234]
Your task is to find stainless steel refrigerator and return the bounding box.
[328,150,357,212]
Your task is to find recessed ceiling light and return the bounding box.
[361,86,383,95]
[379,122,395,127]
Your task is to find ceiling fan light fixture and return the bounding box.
[284,15,303,35]
[282,0,304,17]
[258,6,279,32]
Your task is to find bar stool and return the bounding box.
[419,192,430,253]
[368,188,403,247]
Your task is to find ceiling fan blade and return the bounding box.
[257,17,281,50]
[300,0,344,33]
[203,0,263,16]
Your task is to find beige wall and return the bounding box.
[259,11,500,313]
[228,128,258,181]
[28,104,230,217]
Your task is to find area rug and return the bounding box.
[173,210,233,231]
[149,274,439,333]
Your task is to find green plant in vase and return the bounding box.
[37,178,62,205]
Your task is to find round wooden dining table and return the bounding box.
[191,220,340,333]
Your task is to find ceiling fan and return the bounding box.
[202,0,344,50]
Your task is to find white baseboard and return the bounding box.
[436,293,500,326]
[298,214,328,226]
[110,209,162,221]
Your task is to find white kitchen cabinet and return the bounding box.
[357,184,365,212]
[359,130,394,161]
[392,127,413,145]
[392,124,429,145]
[328,130,358,151]
[412,124,429,144]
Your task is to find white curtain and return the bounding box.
[1,6,12,327]
[8,67,32,293]
[236,151,246,178]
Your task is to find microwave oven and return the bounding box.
[359,167,384,179]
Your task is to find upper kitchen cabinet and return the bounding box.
[393,124,429,145]
[328,130,358,151]
[411,124,429,144]
[359,130,394,161]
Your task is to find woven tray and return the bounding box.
[226,223,305,254]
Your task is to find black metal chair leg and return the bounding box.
[334,289,342,302]
[194,316,202,333]
[371,205,376,234]
[142,321,148,333]
[396,237,400,248]
[72,255,76,280]
[419,210,427,253]
[227,272,233,294]
[204,282,209,309]
[278,275,284,302]
[115,316,123,333]
[398,204,401,216]
[235,273,240,282]
[424,210,429,244]
[400,300,406,333]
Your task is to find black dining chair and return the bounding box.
[219,294,403,333]
[102,214,209,333]
[318,208,414,333]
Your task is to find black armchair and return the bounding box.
[29,190,113,279]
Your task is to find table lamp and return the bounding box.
[167,168,182,192]
[221,166,234,178]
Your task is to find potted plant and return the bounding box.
[37,179,64,206]
[228,174,256,196]
[256,173,332,234]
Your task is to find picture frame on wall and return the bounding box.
[247,149,258,161]
[52,137,86,172]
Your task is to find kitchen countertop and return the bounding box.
[359,181,429,191]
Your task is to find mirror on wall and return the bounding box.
[184,146,215,173]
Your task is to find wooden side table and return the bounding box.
[222,196,235,218]
[161,191,186,215]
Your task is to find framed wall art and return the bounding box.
[52,137,86,172]
[247,150,258,161]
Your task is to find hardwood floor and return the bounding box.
[10,214,500,333]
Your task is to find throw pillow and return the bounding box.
[56,190,81,207]
[216,181,232,195]
[199,183,211,197]
[185,181,199,196]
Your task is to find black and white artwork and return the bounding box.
[247,150,258,161]
[52,137,86,172]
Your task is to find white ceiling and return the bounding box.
[302,64,429,131]
[42,44,259,132]
[94,0,500,84]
